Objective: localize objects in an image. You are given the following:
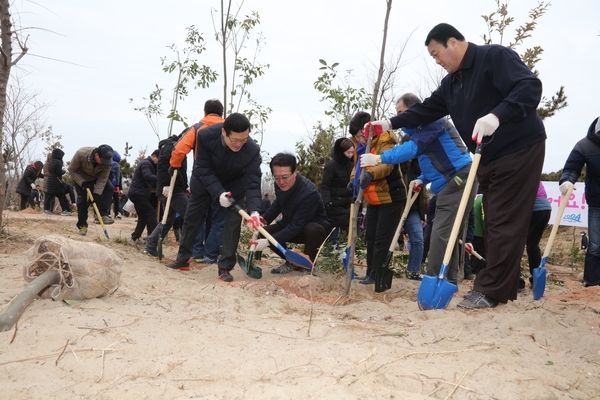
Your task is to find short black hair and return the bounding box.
[425,23,465,47]
[349,111,371,136]
[223,112,250,135]
[397,93,422,108]
[151,149,160,157]
[204,99,224,117]
[270,152,296,173]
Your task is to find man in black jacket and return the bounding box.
[367,23,546,308]
[166,113,262,283]
[253,153,333,274]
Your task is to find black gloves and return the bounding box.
[360,172,374,190]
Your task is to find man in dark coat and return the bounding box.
[68,144,115,235]
[254,153,333,274]
[560,116,600,287]
[166,113,262,283]
[129,150,159,242]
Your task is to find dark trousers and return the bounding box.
[365,202,403,279]
[146,191,189,250]
[44,192,69,212]
[526,209,551,277]
[74,181,113,228]
[112,191,121,216]
[474,141,545,303]
[261,222,328,262]
[129,192,158,241]
[470,235,486,275]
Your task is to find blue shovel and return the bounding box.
[232,204,313,270]
[417,142,482,310]
[532,184,574,300]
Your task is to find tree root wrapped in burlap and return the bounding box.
[23,235,122,301]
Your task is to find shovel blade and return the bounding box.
[285,248,313,270]
[342,247,355,279]
[236,251,263,279]
[375,267,393,293]
[532,258,547,300]
[417,275,457,310]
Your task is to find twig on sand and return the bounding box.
[307,228,336,338]
[55,339,70,366]
[444,370,468,399]
[335,348,377,383]
[0,347,116,366]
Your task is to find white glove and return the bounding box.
[251,238,269,252]
[410,179,423,193]
[30,183,36,190]
[471,113,499,143]
[369,119,392,131]
[162,186,170,198]
[360,153,380,167]
[219,191,232,207]
[559,181,574,196]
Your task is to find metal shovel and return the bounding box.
[533,184,574,300]
[417,142,482,310]
[236,230,262,279]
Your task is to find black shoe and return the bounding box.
[355,275,369,281]
[218,269,233,282]
[457,290,498,309]
[166,259,190,271]
[271,262,293,274]
[406,272,423,281]
[359,276,375,285]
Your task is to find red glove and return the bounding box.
[246,212,266,230]
[464,242,474,255]
[410,179,423,193]
[362,122,384,139]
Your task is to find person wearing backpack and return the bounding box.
[109,151,123,219]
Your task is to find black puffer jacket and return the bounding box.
[157,132,188,194]
[128,156,157,198]
[47,148,67,195]
[320,138,353,228]
[16,162,43,196]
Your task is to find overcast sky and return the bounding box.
[11,0,600,173]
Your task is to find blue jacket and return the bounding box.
[389,43,546,166]
[560,117,600,208]
[380,119,471,194]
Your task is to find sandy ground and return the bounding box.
[1,209,600,399]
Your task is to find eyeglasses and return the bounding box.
[274,175,292,182]
[227,135,249,144]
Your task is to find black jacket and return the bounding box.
[128,156,157,198]
[320,138,353,228]
[190,123,262,213]
[263,174,333,244]
[560,117,600,208]
[16,164,42,196]
[157,132,188,194]
[47,148,66,195]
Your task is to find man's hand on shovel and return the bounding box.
[250,238,269,252]
[246,212,266,230]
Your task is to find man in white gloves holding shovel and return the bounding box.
[559,116,600,288]
[166,113,262,283]
[365,23,546,309]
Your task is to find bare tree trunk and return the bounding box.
[0,0,14,229]
[343,0,393,296]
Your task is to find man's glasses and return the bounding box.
[274,175,292,182]
[227,135,249,144]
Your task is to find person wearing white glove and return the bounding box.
[559,181,574,196]
[360,153,381,167]
[219,191,233,207]
[471,113,499,143]
[246,211,265,230]
[410,179,423,193]
[251,238,269,252]
[162,186,170,198]
[559,115,600,287]
[166,112,262,284]
[373,23,546,308]
[16,160,43,210]
[30,183,37,190]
